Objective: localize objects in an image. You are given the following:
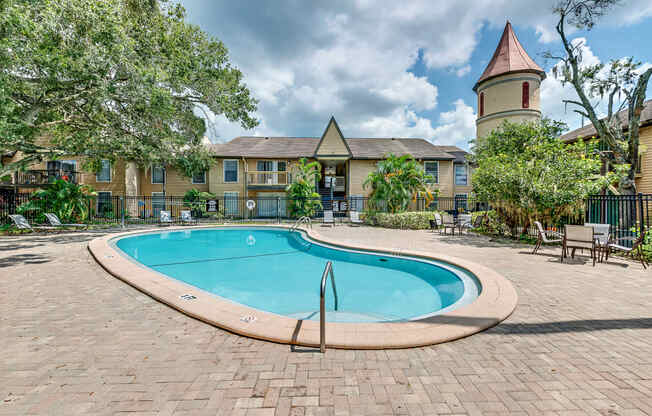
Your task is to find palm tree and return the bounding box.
[17,179,97,222]
[363,153,436,213]
[286,158,322,218]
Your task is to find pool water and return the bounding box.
[114,228,480,322]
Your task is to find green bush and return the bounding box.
[365,211,438,230]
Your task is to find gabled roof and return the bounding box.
[207,137,464,160]
[314,116,352,157]
[474,21,546,91]
[560,99,652,142]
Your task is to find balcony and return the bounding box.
[7,169,81,187]
[246,171,290,188]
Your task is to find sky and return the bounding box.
[180,0,652,150]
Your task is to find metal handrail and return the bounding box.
[290,216,312,232]
[320,261,338,353]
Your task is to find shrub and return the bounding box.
[365,211,438,230]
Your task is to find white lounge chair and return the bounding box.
[180,210,197,225]
[349,210,363,226]
[159,210,172,226]
[440,213,456,235]
[323,210,334,227]
[45,213,87,228]
[9,214,56,231]
[532,221,562,254]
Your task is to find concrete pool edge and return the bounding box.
[88,225,518,349]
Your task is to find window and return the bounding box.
[455,193,468,212]
[97,191,112,216]
[522,82,529,109]
[479,92,485,117]
[47,160,77,182]
[96,159,111,182]
[224,191,239,216]
[151,166,165,184]
[424,161,439,184]
[454,164,468,185]
[192,171,206,184]
[223,160,238,183]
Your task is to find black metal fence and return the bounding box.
[0,192,487,226]
[586,193,650,246]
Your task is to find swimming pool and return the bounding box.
[114,228,480,322]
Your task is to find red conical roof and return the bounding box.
[473,21,545,91]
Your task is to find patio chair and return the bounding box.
[349,210,363,226]
[605,229,648,269]
[180,210,198,225]
[440,213,457,235]
[44,213,87,229]
[585,223,610,262]
[562,225,597,266]
[9,214,56,232]
[323,210,334,227]
[457,214,472,233]
[159,210,173,226]
[460,213,486,234]
[430,213,443,232]
[532,221,562,255]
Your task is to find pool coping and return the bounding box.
[88,225,518,349]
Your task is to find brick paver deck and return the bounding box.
[1,226,651,415]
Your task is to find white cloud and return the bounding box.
[430,99,476,149]
[181,0,651,145]
[455,65,471,77]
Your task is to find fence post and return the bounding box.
[639,193,644,237]
[120,196,125,228]
[277,197,280,224]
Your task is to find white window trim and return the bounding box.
[424,161,439,184]
[151,165,165,185]
[454,164,468,186]
[96,191,112,212]
[96,159,112,183]
[191,171,206,184]
[223,159,239,183]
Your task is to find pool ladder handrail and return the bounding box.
[320,261,338,353]
[290,216,312,232]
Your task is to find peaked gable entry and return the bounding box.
[314,116,352,159]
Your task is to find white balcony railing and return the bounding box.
[246,171,289,186]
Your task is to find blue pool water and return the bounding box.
[114,228,480,322]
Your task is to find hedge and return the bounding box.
[364,211,438,230]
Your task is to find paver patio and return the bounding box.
[0,226,651,415]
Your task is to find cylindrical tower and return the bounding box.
[474,21,546,139]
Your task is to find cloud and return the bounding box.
[180,0,650,147]
[430,99,477,149]
[455,65,472,77]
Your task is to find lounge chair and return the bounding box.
[562,225,597,266]
[159,210,173,226]
[349,210,363,226]
[180,210,197,225]
[532,221,562,255]
[605,229,648,269]
[45,213,87,229]
[9,214,56,232]
[440,213,456,235]
[323,210,334,227]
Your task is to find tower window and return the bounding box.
[479,92,484,117]
[522,82,529,109]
